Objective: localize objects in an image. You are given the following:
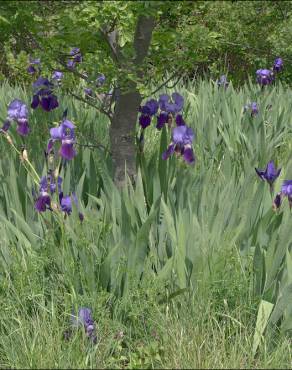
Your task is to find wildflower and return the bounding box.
[71,307,97,344]
[31,77,59,112]
[51,71,63,82]
[255,160,281,193]
[34,192,52,212]
[256,69,274,86]
[49,119,76,160]
[0,120,11,133]
[272,192,282,211]
[139,98,159,129]
[67,47,82,68]
[96,73,106,87]
[159,93,184,114]
[27,57,40,74]
[59,193,72,215]
[156,112,169,130]
[217,75,229,88]
[273,57,283,73]
[244,102,259,117]
[2,99,30,136]
[281,180,292,208]
[162,124,195,164]
[84,87,93,97]
[34,175,61,212]
[175,114,186,126]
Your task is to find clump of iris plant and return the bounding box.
[34,173,62,212]
[48,118,77,160]
[256,69,274,86]
[217,75,229,88]
[256,57,283,86]
[64,307,97,344]
[67,47,82,69]
[244,102,259,117]
[1,99,30,136]
[27,57,41,75]
[162,124,195,164]
[255,160,281,194]
[273,57,283,73]
[31,76,59,112]
[34,172,84,220]
[138,92,184,130]
[137,92,195,165]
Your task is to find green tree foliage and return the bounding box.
[1,1,292,86]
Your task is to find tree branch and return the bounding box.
[68,90,113,120]
[100,25,121,65]
[133,16,156,66]
[146,68,185,98]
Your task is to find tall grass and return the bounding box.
[0,78,292,368]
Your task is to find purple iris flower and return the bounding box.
[7,99,28,121]
[71,307,97,344]
[58,192,83,220]
[255,160,281,193]
[29,57,41,65]
[0,120,11,133]
[281,180,292,208]
[217,75,229,88]
[27,65,37,74]
[138,99,159,129]
[34,175,61,213]
[17,119,30,136]
[60,193,72,215]
[273,192,282,210]
[84,88,93,97]
[52,71,63,81]
[31,77,59,112]
[156,112,169,130]
[27,57,40,74]
[250,102,259,116]
[49,119,76,160]
[256,69,274,86]
[162,124,195,164]
[35,192,51,212]
[3,99,30,136]
[96,73,106,87]
[244,102,259,117]
[175,114,186,126]
[139,115,151,129]
[67,47,82,68]
[40,174,62,194]
[273,57,283,73]
[159,93,184,114]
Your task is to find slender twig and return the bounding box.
[146,69,185,98]
[68,90,113,119]
[164,71,186,89]
[75,141,111,154]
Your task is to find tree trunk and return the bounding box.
[109,88,142,188]
[109,15,155,188]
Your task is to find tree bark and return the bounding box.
[109,15,155,188]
